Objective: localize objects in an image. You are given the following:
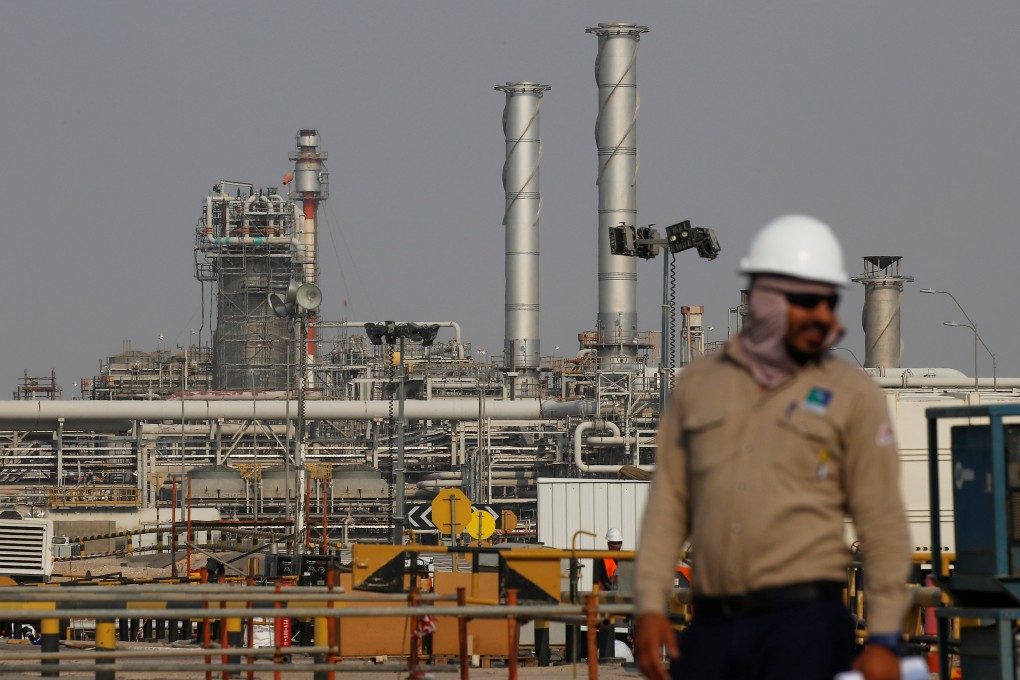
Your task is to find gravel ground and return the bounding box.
[52,551,238,580]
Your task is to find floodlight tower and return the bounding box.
[269,281,323,552]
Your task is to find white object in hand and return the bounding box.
[834,656,928,680]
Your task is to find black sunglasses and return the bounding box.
[757,285,840,311]
[784,291,840,311]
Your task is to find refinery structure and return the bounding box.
[2,22,1020,554]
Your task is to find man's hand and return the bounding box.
[850,645,900,680]
[633,612,679,680]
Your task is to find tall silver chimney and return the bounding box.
[586,22,649,370]
[289,129,327,289]
[495,82,550,398]
[851,256,913,368]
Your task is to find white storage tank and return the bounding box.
[331,464,388,500]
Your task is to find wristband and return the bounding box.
[865,633,902,655]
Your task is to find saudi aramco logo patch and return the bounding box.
[802,387,832,415]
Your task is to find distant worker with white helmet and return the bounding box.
[633,216,911,680]
[594,527,625,659]
[597,527,624,590]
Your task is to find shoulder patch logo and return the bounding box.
[876,422,895,447]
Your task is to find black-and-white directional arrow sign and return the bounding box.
[406,504,434,530]
[407,503,506,531]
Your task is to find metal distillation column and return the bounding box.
[495,82,550,398]
[290,130,328,379]
[586,22,649,371]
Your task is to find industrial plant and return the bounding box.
[0,21,1017,563]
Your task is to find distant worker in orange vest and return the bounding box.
[596,527,623,590]
[594,527,624,659]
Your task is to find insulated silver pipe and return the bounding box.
[573,419,653,473]
[0,398,591,428]
[495,82,550,394]
[869,377,1020,389]
[586,22,648,370]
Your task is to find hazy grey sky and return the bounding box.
[1,1,1018,392]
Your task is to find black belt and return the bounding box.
[692,580,844,618]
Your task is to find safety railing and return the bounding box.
[0,577,631,680]
[1,545,957,679]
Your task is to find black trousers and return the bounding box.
[670,600,855,680]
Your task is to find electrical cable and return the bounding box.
[386,344,396,538]
[669,253,677,391]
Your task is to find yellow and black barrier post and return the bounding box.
[41,616,60,677]
[96,619,116,680]
[313,610,330,680]
[534,618,550,666]
[226,613,243,678]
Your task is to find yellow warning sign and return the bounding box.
[431,489,471,535]
[500,509,518,533]
[466,510,496,540]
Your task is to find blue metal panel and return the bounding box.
[927,404,1020,680]
[951,425,997,576]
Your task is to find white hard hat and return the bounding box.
[738,215,849,287]
[605,528,623,542]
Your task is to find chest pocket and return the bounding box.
[682,405,730,473]
[775,409,842,482]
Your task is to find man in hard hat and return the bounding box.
[594,528,624,659]
[633,216,911,680]
[597,527,624,590]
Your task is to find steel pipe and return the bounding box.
[0,397,590,428]
[574,419,653,473]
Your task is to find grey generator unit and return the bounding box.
[0,511,53,583]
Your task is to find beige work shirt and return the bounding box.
[635,340,911,633]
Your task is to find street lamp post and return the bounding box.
[921,288,992,390]
[831,347,863,367]
[944,321,997,391]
